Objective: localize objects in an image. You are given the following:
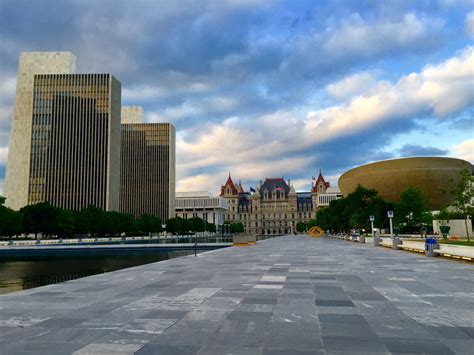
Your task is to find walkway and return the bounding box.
[0,235,473,354]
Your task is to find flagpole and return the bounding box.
[274,186,277,235]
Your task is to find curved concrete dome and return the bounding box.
[338,157,473,210]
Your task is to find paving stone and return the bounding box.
[380,337,457,354]
[73,343,142,354]
[315,299,355,307]
[198,346,261,355]
[135,344,201,354]
[322,336,388,352]
[0,235,472,354]
[139,309,189,320]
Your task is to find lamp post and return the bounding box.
[370,215,375,238]
[388,211,394,239]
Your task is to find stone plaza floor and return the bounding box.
[0,235,473,354]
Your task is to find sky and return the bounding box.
[0,0,473,195]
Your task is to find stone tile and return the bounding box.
[139,310,188,320]
[241,297,278,305]
[254,284,283,289]
[73,343,142,354]
[1,236,473,354]
[264,321,323,350]
[262,349,323,355]
[320,322,377,338]
[380,337,457,354]
[5,341,86,354]
[322,336,388,353]
[26,327,110,344]
[135,344,201,354]
[318,314,369,324]
[182,310,230,322]
[261,276,287,282]
[33,317,88,328]
[198,346,261,355]
[227,311,273,321]
[315,299,355,307]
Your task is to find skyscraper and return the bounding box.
[5,52,76,210]
[27,73,121,211]
[120,123,175,221]
[5,52,176,217]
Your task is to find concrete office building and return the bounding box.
[121,106,144,124]
[5,52,76,210]
[28,73,121,211]
[175,191,229,228]
[120,123,176,221]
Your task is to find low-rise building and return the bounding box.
[175,191,229,230]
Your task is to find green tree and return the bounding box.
[56,209,76,238]
[445,168,473,241]
[0,196,22,237]
[76,205,104,236]
[188,217,205,232]
[394,187,429,233]
[205,222,216,233]
[20,202,59,239]
[180,218,191,235]
[230,222,244,233]
[118,213,135,235]
[307,219,318,229]
[166,217,183,235]
[296,222,306,233]
[136,214,162,235]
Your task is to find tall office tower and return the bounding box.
[27,73,121,211]
[121,106,144,123]
[5,52,76,210]
[120,123,176,222]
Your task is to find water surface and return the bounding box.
[0,250,196,295]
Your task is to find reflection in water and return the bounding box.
[0,250,195,295]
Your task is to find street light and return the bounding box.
[370,215,375,239]
[387,211,394,239]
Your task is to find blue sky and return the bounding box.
[0,0,473,194]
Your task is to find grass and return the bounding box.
[438,240,474,247]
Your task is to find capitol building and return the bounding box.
[219,172,342,236]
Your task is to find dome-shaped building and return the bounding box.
[338,157,473,210]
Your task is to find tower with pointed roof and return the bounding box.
[218,172,341,236]
[220,173,239,197]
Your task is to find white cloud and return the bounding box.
[303,46,474,144]
[0,147,8,165]
[326,71,378,100]
[0,75,16,105]
[465,11,474,38]
[322,13,443,57]
[147,96,239,123]
[451,139,474,162]
[176,46,474,192]
[123,73,210,102]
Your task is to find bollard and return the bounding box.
[425,238,439,257]
[392,236,401,250]
[373,230,381,246]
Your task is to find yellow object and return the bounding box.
[309,226,324,238]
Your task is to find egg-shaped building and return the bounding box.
[338,157,473,210]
